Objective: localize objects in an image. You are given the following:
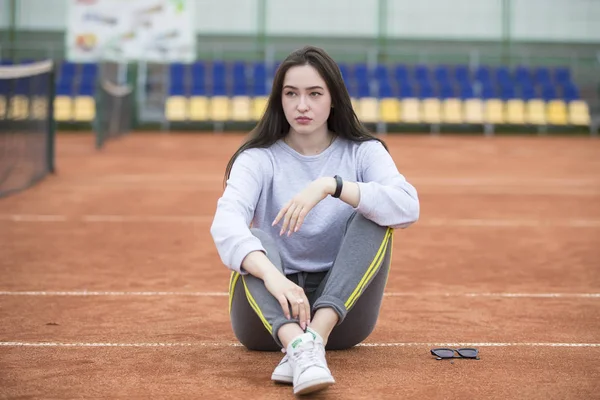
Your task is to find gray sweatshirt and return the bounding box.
[210,137,419,275]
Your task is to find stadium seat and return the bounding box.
[8,96,28,120]
[209,96,230,121]
[422,98,442,124]
[464,98,484,124]
[441,98,463,124]
[252,97,268,121]
[54,96,72,121]
[484,99,505,124]
[189,96,209,121]
[568,100,590,126]
[506,99,526,125]
[165,96,188,121]
[231,95,251,122]
[0,95,5,119]
[379,98,400,123]
[357,97,379,123]
[546,100,568,125]
[73,83,95,121]
[400,98,421,123]
[525,99,547,125]
[73,97,95,121]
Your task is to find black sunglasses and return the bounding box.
[430,347,479,360]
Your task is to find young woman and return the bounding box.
[210,45,419,396]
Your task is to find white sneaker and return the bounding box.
[271,328,326,385]
[286,331,335,395]
[271,353,293,384]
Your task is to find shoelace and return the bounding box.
[291,342,323,375]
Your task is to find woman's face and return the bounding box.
[281,64,332,137]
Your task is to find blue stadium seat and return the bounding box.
[81,63,98,78]
[439,84,455,99]
[514,66,531,84]
[354,63,369,86]
[394,65,409,83]
[434,66,450,85]
[169,83,186,96]
[495,67,512,87]
[357,83,370,98]
[212,84,227,97]
[233,62,246,79]
[378,83,394,98]
[191,83,206,96]
[56,81,73,96]
[78,82,95,96]
[459,84,475,99]
[413,65,429,84]
[338,63,350,81]
[398,83,414,98]
[374,65,389,82]
[481,84,496,100]
[418,83,435,99]
[454,65,470,84]
[554,67,571,85]
[534,67,551,85]
[500,85,516,100]
[541,85,557,101]
[233,83,248,97]
[474,66,492,84]
[520,85,536,101]
[0,59,14,65]
[562,84,579,101]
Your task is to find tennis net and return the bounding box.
[95,79,133,149]
[0,60,55,198]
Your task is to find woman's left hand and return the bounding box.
[272,177,334,236]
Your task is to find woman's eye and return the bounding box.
[310,92,322,97]
[285,91,296,96]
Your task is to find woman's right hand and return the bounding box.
[263,271,311,330]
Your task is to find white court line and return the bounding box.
[0,341,599,348]
[2,214,600,227]
[0,291,598,298]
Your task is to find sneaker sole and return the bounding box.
[293,377,335,395]
[271,373,293,384]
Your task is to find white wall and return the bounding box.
[266,0,378,37]
[0,0,8,29]
[387,0,503,40]
[195,0,257,34]
[511,0,600,43]
[16,0,67,30]
[6,0,600,43]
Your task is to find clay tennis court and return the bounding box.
[1,132,599,399]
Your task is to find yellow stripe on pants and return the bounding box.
[345,228,393,309]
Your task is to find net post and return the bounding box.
[47,61,56,173]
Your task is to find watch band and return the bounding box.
[332,175,343,198]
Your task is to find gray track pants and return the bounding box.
[229,212,393,351]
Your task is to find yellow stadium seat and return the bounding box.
[464,99,484,124]
[8,95,28,120]
[165,96,188,121]
[441,98,463,124]
[54,96,72,121]
[526,99,547,125]
[484,99,505,124]
[506,99,526,125]
[231,96,251,121]
[568,100,590,126]
[189,96,209,121]
[357,97,379,123]
[0,95,6,118]
[31,96,48,120]
[422,98,441,124]
[73,96,95,121]
[546,100,568,125]
[210,96,231,121]
[379,98,400,123]
[400,98,421,123]
[252,96,268,121]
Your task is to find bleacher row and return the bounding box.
[1,60,592,128]
[164,61,591,127]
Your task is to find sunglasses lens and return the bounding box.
[458,349,478,358]
[433,349,454,358]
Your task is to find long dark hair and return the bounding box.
[224,45,388,184]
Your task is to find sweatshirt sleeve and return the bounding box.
[354,140,420,229]
[210,150,268,273]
